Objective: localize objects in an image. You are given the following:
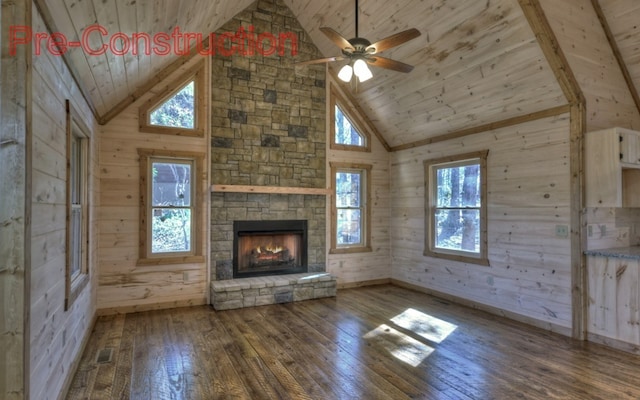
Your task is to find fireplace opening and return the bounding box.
[233,220,307,278]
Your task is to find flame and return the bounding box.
[255,244,284,254]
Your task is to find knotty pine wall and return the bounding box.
[326,77,391,287]
[1,0,29,397]
[29,7,99,400]
[539,0,640,131]
[390,115,573,333]
[98,56,210,314]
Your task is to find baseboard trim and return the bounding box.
[337,278,391,289]
[97,298,207,316]
[587,332,640,355]
[390,279,572,337]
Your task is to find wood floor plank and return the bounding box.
[67,285,640,400]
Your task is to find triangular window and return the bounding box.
[335,104,364,147]
[139,61,205,137]
[150,81,195,129]
[330,85,371,152]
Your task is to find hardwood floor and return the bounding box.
[67,285,640,399]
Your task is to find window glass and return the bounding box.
[335,169,364,247]
[150,160,193,254]
[425,151,488,265]
[150,81,195,129]
[335,105,365,147]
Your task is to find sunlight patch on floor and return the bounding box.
[390,308,457,344]
[363,324,434,367]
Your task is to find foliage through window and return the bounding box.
[139,61,205,137]
[330,85,370,151]
[138,149,204,265]
[335,105,364,147]
[424,151,488,265]
[150,81,195,129]
[330,163,372,254]
[151,160,193,253]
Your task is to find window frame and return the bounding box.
[139,61,206,137]
[424,151,489,266]
[329,86,371,152]
[137,148,205,265]
[65,100,91,310]
[330,162,372,254]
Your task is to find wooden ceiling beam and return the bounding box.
[517,0,584,106]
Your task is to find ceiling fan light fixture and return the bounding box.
[338,64,354,82]
[353,59,373,82]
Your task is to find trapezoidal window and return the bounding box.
[139,62,205,137]
[330,85,371,152]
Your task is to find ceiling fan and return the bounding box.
[296,0,421,83]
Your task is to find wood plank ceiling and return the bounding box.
[34,0,638,148]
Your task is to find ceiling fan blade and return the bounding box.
[295,56,344,66]
[366,28,421,54]
[367,56,414,73]
[320,27,354,51]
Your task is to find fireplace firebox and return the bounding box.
[233,220,308,278]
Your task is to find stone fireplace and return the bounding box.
[233,220,308,278]
[209,0,330,307]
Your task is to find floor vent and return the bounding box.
[96,348,114,364]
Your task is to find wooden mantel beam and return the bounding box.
[212,185,331,196]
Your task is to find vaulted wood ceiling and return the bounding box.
[34,0,640,148]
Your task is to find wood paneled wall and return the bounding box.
[1,0,29,397]
[390,115,573,333]
[28,7,99,400]
[326,77,391,287]
[539,0,640,131]
[98,56,210,314]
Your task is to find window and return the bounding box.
[330,162,372,254]
[139,61,205,137]
[424,151,489,265]
[65,100,91,310]
[137,149,204,265]
[330,86,371,151]
[150,80,195,129]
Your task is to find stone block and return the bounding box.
[294,287,314,301]
[275,291,293,304]
[288,125,308,138]
[214,300,243,310]
[256,295,274,306]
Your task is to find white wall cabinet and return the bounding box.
[585,127,640,207]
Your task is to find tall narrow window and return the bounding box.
[330,162,372,254]
[138,149,204,265]
[424,151,489,265]
[66,100,91,310]
[330,85,371,151]
[139,61,205,137]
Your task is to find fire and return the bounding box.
[256,245,284,254]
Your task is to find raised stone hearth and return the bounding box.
[211,273,336,310]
